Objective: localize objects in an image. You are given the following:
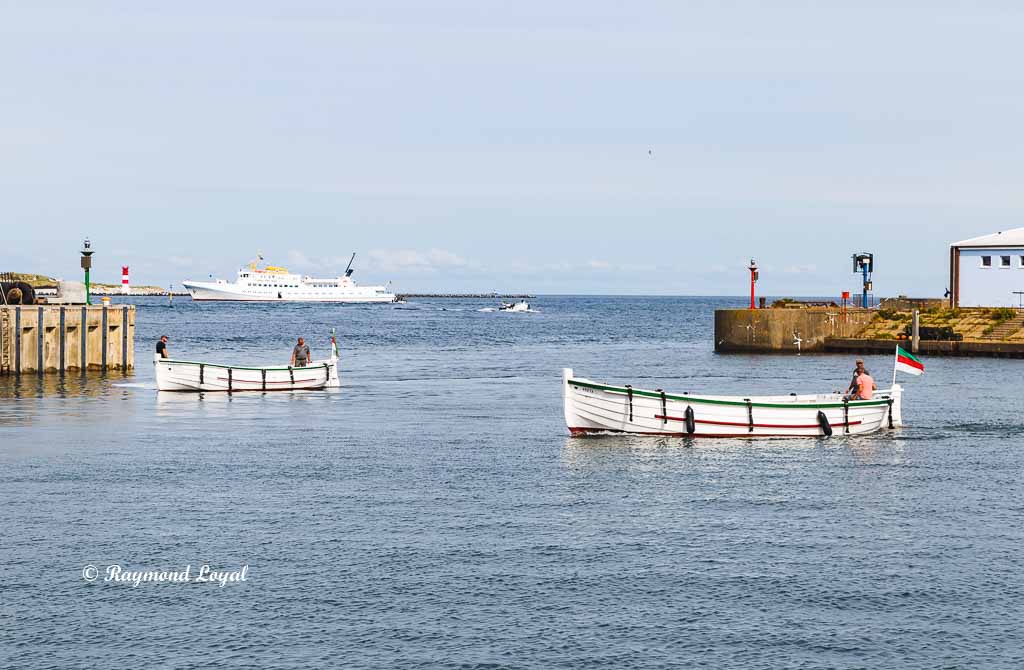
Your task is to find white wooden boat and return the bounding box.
[563,368,903,438]
[155,336,341,392]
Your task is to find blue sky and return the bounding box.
[3,1,1023,295]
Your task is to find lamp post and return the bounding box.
[80,238,94,305]
[852,253,873,308]
[748,258,759,309]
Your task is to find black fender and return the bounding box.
[685,406,696,435]
[817,410,833,437]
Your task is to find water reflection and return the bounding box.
[0,371,133,399]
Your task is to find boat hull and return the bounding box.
[155,354,340,392]
[563,369,902,438]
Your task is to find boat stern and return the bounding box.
[888,383,904,427]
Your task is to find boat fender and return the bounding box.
[817,410,832,437]
[227,368,233,393]
[289,367,294,385]
[745,400,753,433]
[625,385,633,422]
[199,363,204,386]
[324,362,330,382]
[685,406,696,435]
[657,389,666,425]
[261,369,267,391]
[842,398,850,434]
[887,398,894,429]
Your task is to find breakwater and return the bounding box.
[826,337,1024,358]
[0,305,135,374]
[715,308,876,353]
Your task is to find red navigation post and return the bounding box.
[121,266,130,295]
[748,258,758,309]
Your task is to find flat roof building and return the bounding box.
[949,227,1024,307]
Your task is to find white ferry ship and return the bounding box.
[182,254,396,303]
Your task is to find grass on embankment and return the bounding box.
[858,307,1024,342]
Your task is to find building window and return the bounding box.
[981,256,992,267]
[1001,255,1011,268]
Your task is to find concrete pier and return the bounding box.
[0,305,135,374]
[715,308,876,353]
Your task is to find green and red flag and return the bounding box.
[895,346,924,376]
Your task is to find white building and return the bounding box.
[949,227,1024,307]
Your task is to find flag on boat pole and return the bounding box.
[895,345,925,377]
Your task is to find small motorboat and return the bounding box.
[155,333,341,392]
[499,301,530,312]
[562,368,903,438]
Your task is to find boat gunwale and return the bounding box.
[567,378,891,410]
[159,358,334,373]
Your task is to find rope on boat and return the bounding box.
[261,369,266,391]
[324,362,330,382]
[887,398,894,429]
[843,398,850,434]
[745,399,753,433]
[227,368,233,392]
[625,385,633,422]
[289,367,294,385]
[199,363,204,386]
[657,390,666,425]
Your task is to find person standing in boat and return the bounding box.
[290,337,311,368]
[156,335,169,359]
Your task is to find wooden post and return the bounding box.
[101,305,108,370]
[81,306,87,370]
[121,307,128,371]
[59,307,65,373]
[37,306,44,374]
[912,309,920,354]
[14,307,21,374]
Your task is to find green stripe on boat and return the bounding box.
[161,359,318,372]
[567,379,889,409]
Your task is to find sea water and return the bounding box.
[1,296,1022,668]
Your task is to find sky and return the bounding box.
[3,1,1024,295]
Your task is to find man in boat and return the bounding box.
[845,359,866,398]
[156,335,169,359]
[847,361,877,401]
[290,337,311,368]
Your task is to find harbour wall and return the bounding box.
[0,305,135,375]
[715,308,875,353]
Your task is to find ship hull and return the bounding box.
[182,281,395,303]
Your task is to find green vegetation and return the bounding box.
[987,307,1017,323]
[6,273,57,287]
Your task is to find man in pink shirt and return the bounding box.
[854,370,877,400]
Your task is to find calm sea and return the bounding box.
[2,296,1022,669]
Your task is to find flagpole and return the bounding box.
[892,345,898,388]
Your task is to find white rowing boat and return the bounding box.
[155,334,342,392]
[562,368,903,438]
